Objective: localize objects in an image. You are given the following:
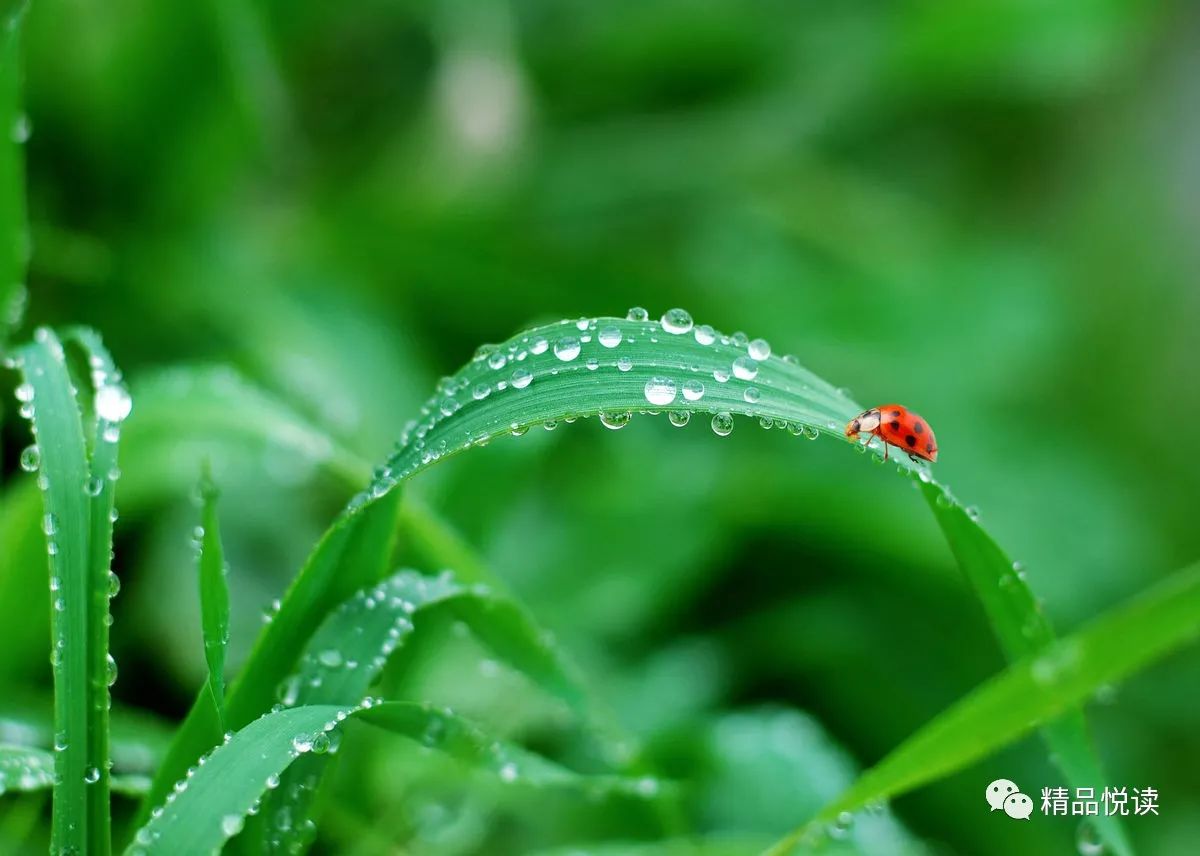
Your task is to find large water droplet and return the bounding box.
[598,326,622,348]
[19,444,40,472]
[553,336,581,361]
[95,385,132,423]
[291,734,314,754]
[599,412,631,430]
[732,356,759,380]
[711,413,734,436]
[660,308,693,334]
[682,379,705,401]
[511,368,532,389]
[644,377,677,406]
[626,307,649,322]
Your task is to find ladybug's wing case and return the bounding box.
[877,404,938,461]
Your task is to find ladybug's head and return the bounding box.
[844,408,880,440]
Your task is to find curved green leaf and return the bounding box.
[195,467,230,726]
[129,701,664,856]
[260,568,595,852]
[0,744,54,795]
[765,560,1200,854]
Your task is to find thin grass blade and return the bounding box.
[195,467,230,724]
[765,560,1200,854]
[259,569,598,852]
[137,487,403,823]
[0,0,27,358]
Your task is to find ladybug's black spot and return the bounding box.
[889,420,901,432]
[925,442,934,453]
[905,435,916,447]
[914,421,924,434]
[892,410,902,418]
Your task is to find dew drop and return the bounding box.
[668,411,690,427]
[529,336,549,355]
[95,385,132,423]
[599,412,631,430]
[743,387,761,404]
[42,513,58,535]
[265,774,280,790]
[693,324,716,346]
[1076,819,1105,855]
[644,376,677,406]
[616,356,633,372]
[84,476,103,497]
[711,412,734,436]
[105,654,118,686]
[965,506,981,522]
[291,734,313,754]
[487,351,507,370]
[626,307,649,322]
[221,815,244,836]
[14,382,34,402]
[553,336,581,361]
[499,762,518,782]
[598,326,623,348]
[84,767,100,784]
[732,356,759,380]
[310,732,330,754]
[19,444,40,471]
[510,368,532,389]
[472,383,491,400]
[748,338,771,360]
[682,379,705,401]
[318,649,343,668]
[585,357,599,370]
[660,308,693,334]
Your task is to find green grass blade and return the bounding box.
[355,310,1135,853]
[15,327,128,855]
[129,701,660,856]
[136,487,403,823]
[0,744,55,794]
[765,559,1200,854]
[260,568,597,852]
[195,468,230,724]
[919,480,1133,856]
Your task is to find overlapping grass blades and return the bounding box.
[766,559,1200,853]
[128,700,660,856]
[13,328,128,855]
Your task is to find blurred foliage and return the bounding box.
[2,0,1199,853]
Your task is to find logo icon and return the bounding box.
[987,779,1032,820]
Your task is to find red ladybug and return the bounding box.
[844,404,938,463]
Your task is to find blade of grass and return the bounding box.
[136,487,403,825]
[918,479,1132,856]
[195,466,230,725]
[14,327,128,855]
[764,559,1200,854]
[129,701,663,856]
[259,568,598,852]
[352,310,1132,852]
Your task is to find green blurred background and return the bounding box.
[2,0,1199,853]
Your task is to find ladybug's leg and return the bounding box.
[880,436,888,462]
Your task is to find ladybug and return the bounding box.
[844,404,938,463]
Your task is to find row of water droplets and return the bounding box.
[353,307,855,509]
[6,328,131,791]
